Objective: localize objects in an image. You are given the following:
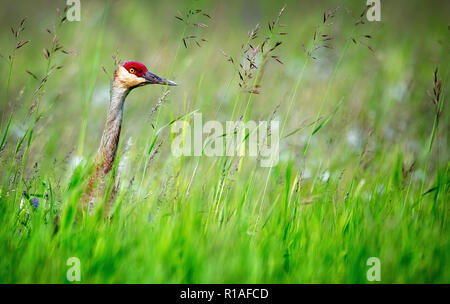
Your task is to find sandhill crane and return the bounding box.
[82,61,177,216]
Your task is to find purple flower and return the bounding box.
[32,197,39,208]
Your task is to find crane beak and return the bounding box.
[143,71,178,86]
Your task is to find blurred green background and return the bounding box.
[0,0,448,283]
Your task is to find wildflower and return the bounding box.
[32,197,39,208]
[322,170,330,182]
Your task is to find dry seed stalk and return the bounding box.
[175,8,212,48]
[221,5,288,95]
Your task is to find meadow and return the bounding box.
[0,0,448,283]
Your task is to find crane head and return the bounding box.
[113,61,177,90]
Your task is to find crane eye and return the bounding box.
[129,68,135,74]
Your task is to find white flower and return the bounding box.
[346,129,361,150]
[321,170,330,182]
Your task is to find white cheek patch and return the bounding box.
[115,66,146,88]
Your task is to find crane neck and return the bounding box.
[97,84,130,176]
